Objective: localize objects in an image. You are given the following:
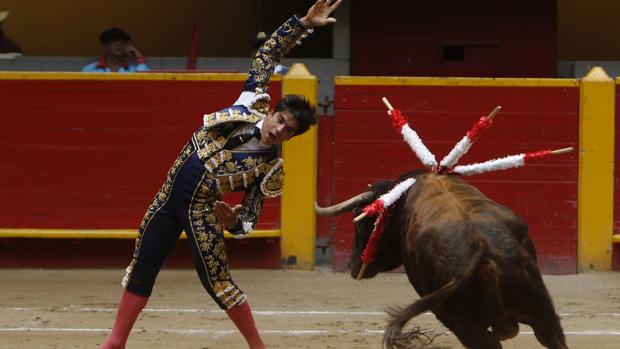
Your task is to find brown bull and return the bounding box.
[316,171,568,349]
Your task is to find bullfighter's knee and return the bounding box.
[210,280,247,310]
[124,261,159,297]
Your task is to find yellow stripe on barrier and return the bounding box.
[613,234,620,244]
[0,228,281,239]
[335,76,578,87]
[0,71,282,82]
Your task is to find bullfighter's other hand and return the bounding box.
[213,201,242,229]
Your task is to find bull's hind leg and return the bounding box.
[448,322,502,349]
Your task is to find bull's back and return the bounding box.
[403,174,533,292]
[395,174,566,348]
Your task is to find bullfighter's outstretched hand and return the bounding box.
[300,0,343,28]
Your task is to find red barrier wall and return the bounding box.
[317,115,335,241]
[0,75,282,231]
[331,81,579,274]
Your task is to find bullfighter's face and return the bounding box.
[261,110,299,145]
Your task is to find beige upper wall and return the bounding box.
[557,0,620,60]
[3,0,620,60]
[0,0,258,57]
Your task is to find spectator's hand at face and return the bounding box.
[125,44,143,60]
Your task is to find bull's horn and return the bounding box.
[314,192,375,216]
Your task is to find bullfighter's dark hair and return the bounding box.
[274,94,316,136]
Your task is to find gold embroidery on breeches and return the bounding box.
[123,139,246,308]
[189,172,246,309]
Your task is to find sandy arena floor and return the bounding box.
[0,268,618,349]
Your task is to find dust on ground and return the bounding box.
[0,268,618,349]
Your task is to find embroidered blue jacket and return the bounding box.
[198,15,309,235]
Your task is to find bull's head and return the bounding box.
[316,179,406,280]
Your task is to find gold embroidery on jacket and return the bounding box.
[261,166,285,196]
[216,157,280,193]
[248,17,305,92]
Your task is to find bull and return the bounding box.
[316,171,568,349]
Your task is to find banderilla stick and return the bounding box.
[382,97,394,111]
[487,105,501,120]
[356,263,368,280]
[551,147,573,155]
[354,212,367,222]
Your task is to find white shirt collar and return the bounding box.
[230,119,271,151]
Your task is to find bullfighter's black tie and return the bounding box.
[224,127,262,149]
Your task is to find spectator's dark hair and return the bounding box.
[99,27,131,44]
[274,94,317,136]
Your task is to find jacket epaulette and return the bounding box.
[202,105,263,130]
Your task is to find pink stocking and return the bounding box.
[100,290,149,349]
[225,300,266,349]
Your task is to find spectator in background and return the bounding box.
[251,31,289,75]
[82,27,150,73]
[0,11,23,55]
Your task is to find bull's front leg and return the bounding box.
[529,299,569,349]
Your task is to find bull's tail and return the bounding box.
[383,238,488,349]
